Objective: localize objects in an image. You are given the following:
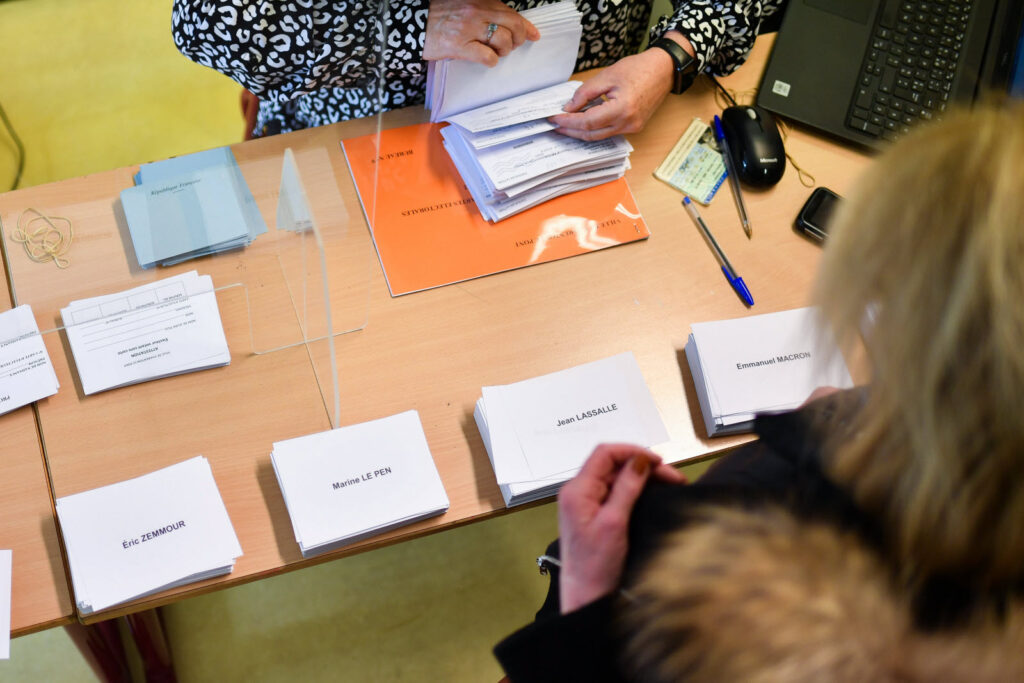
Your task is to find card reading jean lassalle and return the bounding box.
[477,352,669,487]
[341,122,649,296]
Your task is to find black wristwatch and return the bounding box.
[649,37,698,95]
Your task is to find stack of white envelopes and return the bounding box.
[0,304,59,415]
[61,271,230,395]
[55,456,242,615]
[271,411,450,558]
[684,307,854,436]
[475,352,669,507]
[426,1,582,121]
[428,1,632,221]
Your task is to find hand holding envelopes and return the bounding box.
[425,1,633,222]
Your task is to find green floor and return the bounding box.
[0,1,699,680]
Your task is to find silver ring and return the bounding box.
[485,22,499,43]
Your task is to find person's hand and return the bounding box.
[550,33,694,141]
[557,444,686,614]
[424,0,540,67]
[548,50,672,141]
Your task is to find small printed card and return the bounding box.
[0,305,59,415]
[1,549,11,659]
[476,352,669,490]
[271,410,450,557]
[55,456,242,614]
[654,118,727,205]
[685,307,854,435]
[61,271,230,395]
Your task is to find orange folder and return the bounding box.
[342,122,649,296]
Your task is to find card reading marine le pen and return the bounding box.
[654,118,727,205]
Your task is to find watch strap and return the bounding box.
[649,37,697,95]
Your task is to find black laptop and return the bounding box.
[756,0,1024,148]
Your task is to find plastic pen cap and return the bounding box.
[722,266,754,307]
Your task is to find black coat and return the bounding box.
[493,404,885,683]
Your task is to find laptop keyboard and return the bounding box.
[847,0,973,141]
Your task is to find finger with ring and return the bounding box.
[484,22,499,44]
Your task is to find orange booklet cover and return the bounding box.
[341,122,649,296]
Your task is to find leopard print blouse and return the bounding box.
[172,1,786,136]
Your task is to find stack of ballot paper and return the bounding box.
[1,549,9,660]
[685,307,855,436]
[0,305,59,415]
[427,1,633,221]
[55,456,242,615]
[121,147,267,268]
[271,411,449,557]
[426,1,582,120]
[475,352,669,507]
[61,271,230,395]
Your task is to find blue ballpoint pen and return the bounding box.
[682,196,754,306]
[713,115,752,238]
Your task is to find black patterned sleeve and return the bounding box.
[650,0,787,75]
[171,1,430,102]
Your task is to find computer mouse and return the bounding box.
[720,105,785,187]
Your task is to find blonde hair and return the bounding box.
[624,506,1024,683]
[815,100,1024,589]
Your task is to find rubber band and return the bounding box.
[9,207,74,268]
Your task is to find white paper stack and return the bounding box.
[684,307,855,436]
[55,456,242,615]
[427,1,633,222]
[0,304,59,415]
[271,410,450,557]
[1,549,10,660]
[61,271,230,395]
[475,352,669,507]
[426,1,583,121]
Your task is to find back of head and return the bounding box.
[622,505,1024,683]
[623,505,907,683]
[813,100,1024,591]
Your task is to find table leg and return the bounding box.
[125,608,177,683]
[65,619,132,683]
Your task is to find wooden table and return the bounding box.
[0,248,74,635]
[0,36,872,624]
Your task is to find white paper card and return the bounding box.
[61,271,230,395]
[0,549,10,659]
[691,307,854,423]
[482,352,669,485]
[55,456,242,614]
[271,411,449,553]
[0,305,59,415]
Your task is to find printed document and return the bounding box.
[271,410,449,557]
[685,307,854,435]
[0,549,10,659]
[476,352,669,495]
[55,455,242,614]
[61,271,230,395]
[0,305,59,415]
